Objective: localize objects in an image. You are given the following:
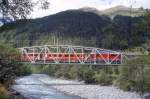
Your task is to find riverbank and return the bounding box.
[11,74,148,99]
[12,74,82,99]
[53,85,141,99]
[0,84,25,99]
[29,74,142,99]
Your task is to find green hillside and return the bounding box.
[0,9,149,50]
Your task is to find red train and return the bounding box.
[20,53,121,64]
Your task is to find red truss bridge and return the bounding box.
[19,45,123,65]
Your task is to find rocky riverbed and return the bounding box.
[12,74,143,99]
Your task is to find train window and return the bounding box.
[65,54,69,57]
[59,54,62,57]
[48,54,51,56]
[53,54,57,57]
[70,54,74,57]
[77,54,81,57]
[111,54,116,56]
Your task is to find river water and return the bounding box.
[12,74,82,99]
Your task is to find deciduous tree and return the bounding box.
[0,0,50,23]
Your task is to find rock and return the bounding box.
[144,93,150,99]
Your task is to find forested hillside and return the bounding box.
[0,10,149,50]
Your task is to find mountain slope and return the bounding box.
[0,9,149,50]
[80,5,146,18]
[0,11,110,47]
[102,5,145,17]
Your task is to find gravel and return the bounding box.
[33,74,142,99]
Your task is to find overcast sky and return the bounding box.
[31,0,150,18]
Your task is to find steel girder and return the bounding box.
[19,45,122,65]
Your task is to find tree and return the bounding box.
[83,68,95,83]
[139,6,144,11]
[116,56,150,95]
[0,43,31,85]
[0,0,50,23]
[102,24,115,49]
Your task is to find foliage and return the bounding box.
[82,68,95,83]
[0,0,50,23]
[116,56,150,93]
[94,70,112,85]
[0,43,31,86]
[0,84,8,98]
[0,84,22,99]
[17,64,32,76]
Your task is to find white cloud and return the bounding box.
[30,0,150,18]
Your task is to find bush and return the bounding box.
[94,70,112,85]
[17,64,32,76]
[116,56,150,93]
[0,84,11,99]
[83,68,95,83]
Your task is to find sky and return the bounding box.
[31,0,150,18]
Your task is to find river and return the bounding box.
[12,74,143,99]
[12,74,82,99]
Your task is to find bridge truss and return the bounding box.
[19,45,122,65]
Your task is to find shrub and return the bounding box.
[116,56,150,93]
[94,70,112,85]
[83,68,95,83]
